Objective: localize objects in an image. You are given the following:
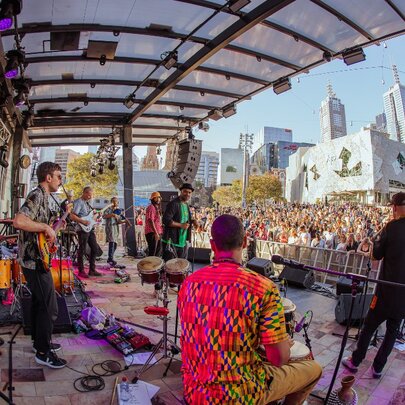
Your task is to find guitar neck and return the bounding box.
[53,210,70,234]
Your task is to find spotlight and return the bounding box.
[323,51,332,62]
[113,30,120,37]
[156,147,161,155]
[225,75,230,81]
[4,49,25,78]
[185,126,194,140]
[0,0,22,31]
[99,54,106,66]
[90,169,96,177]
[273,77,291,95]
[228,0,250,13]
[222,104,237,118]
[90,82,96,88]
[98,163,104,174]
[342,47,366,66]
[179,105,184,111]
[0,145,9,168]
[124,93,136,109]
[12,79,30,107]
[22,107,34,129]
[256,55,261,62]
[107,159,115,170]
[200,91,205,97]
[198,121,210,132]
[84,100,89,106]
[162,50,178,70]
[209,109,223,121]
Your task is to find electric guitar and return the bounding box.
[77,204,111,232]
[37,204,72,272]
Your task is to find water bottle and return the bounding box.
[120,376,130,402]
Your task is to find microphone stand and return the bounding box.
[272,257,405,405]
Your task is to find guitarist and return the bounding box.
[13,162,67,369]
[70,186,102,278]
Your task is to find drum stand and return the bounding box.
[132,278,181,383]
[10,270,31,316]
[58,233,78,304]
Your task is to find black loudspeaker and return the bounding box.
[335,293,373,325]
[336,276,364,296]
[21,295,72,335]
[187,247,211,264]
[159,190,178,213]
[279,266,314,288]
[169,139,202,188]
[246,258,274,277]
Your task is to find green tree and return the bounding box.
[247,172,282,204]
[212,179,242,207]
[64,153,118,198]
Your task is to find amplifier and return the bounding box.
[246,258,274,277]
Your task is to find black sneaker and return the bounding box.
[35,351,67,369]
[108,260,117,266]
[89,270,102,277]
[32,342,62,353]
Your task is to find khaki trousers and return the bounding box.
[258,360,322,405]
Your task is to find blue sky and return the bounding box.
[66,35,404,159]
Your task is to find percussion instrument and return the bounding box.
[289,340,312,361]
[165,258,190,285]
[12,259,26,284]
[282,297,296,337]
[0,259,12,288]
[137,256,164,285]
[50,259,74,293]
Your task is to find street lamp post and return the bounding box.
[239,132,254,209]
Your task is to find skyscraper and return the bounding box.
[383,65,405,143]
[55,148,80,181]
[319,83,347,143]
[253,126,292,154]
[195,151,219,187]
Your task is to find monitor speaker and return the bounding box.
[336,276,364,295]
[246,258,274,277]
[21,295,72,335]
[169,139,202,188]
[187,247,211,264]
[335,293,373,325]
[279,265,314,288]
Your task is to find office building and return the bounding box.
[320,83,347,142]
[195,151,219,187]
[220,148,244,185]
[55,148,80,181]
[253,126,293,154]
[39,146,60,163]
[383,65,405,143]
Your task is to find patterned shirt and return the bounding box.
[18,185,55,270]
[145,204,163,235]
[104,207,119,243]
[178,260,288,404]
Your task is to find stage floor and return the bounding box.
[0,250,404,405]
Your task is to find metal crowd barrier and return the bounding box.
[192,232,381,289]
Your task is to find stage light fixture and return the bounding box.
[90,169,96,177]
[90,82,96,88]
[4,49,25,78]
[273,77,291,95]
[0,144,9,168]
[342,48,365,66]
[107,158,115,170]
[98,162,104,174]
[0,0,22,31]
[83,100,89,106]
[228,0,250,13]
[323,51,332,62]
[198,121,209,132]
[22,106,34,129]
[162,51,178,70]
[99,54,106,65]
[209,109,223,121]
[12,79,30,107]
[123,93,136,109]
[222,104,237,118]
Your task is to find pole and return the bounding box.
[240,132,253,209]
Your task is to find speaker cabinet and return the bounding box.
[21,295,72,335]
[334,293,373,325]
[187,247,211,264]
[159,190,178,213]
[279,265,313,288]
[246,258,274,277]
[169,139,202,188]
[336,276,364,296]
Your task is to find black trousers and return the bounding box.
[145,233,162,257]
[108,242,117,262]
[352,304,402,372]
[22,267,58,354]
[77,230,98,274]
[162,242,187,262]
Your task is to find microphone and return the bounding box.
[295,310,311,333]
[271,255,305,269]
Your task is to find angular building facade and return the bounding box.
[195,151,219,187]
[220,148,244,186]
[319,83,347,143]
[253,126,293,154]
[286,128,405,204]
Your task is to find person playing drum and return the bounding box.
[178,214,322,405]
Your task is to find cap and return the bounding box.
[179,183,194,192]
[150,191,161,200]
[388,192,405,206]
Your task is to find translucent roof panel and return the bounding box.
[0,0,402,146]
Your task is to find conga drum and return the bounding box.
[282,297,296,337]
[165,258,190,285]
[289,341,312,361]
[0,259,12,288]
[137,257,164,285]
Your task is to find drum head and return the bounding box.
[137,256,164,273]
[282,297,296,313]
[165,258,190,274]
[290,341,310,361]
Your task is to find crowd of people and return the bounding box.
[135,201,392,254]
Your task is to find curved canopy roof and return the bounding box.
[1,0,404,147]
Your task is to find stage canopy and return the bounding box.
[1,0,404,147]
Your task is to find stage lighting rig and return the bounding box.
[4,49,25,78]
[12,78,31,107]
[161,50,178,70]
[0,0,22,31]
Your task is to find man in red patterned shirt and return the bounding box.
[178,214,322,404]
[145,191,163,257]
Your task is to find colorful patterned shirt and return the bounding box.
[178,260,288,404]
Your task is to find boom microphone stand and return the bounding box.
[271,255,405,405]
